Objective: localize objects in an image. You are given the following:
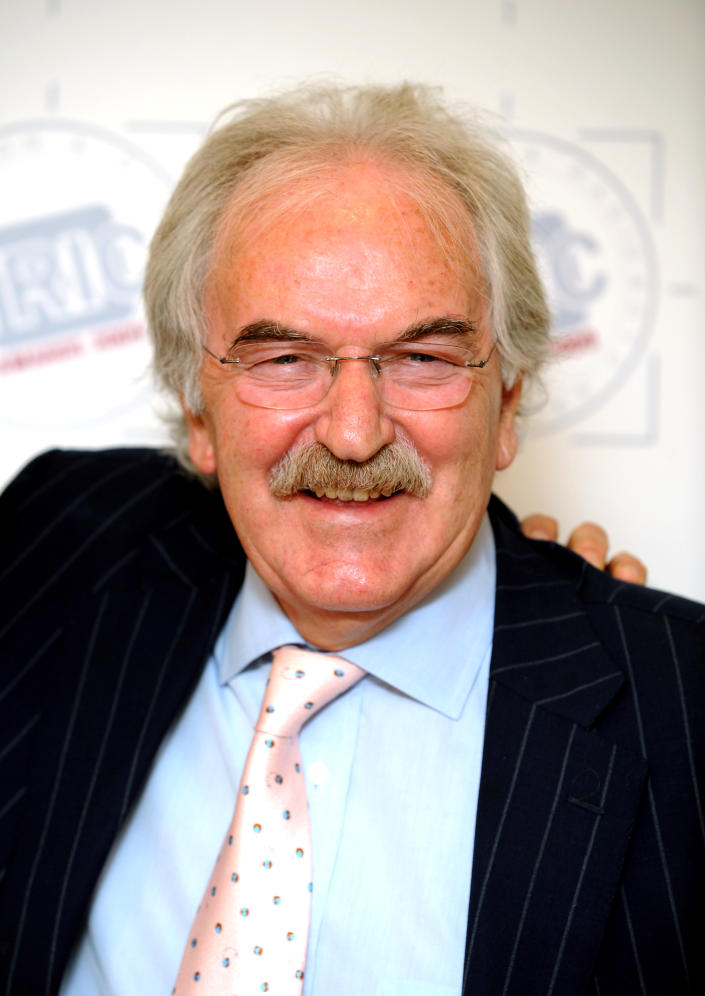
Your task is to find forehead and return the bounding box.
[207,159,484,331]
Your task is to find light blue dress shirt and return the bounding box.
[60,515,495,996]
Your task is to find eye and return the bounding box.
[391,346,456,366]
[235,343,324,384]
[266,351,304,365]
[233,343,317,367]
[405,349,446,363]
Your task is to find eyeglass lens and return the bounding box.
[206,340,492,411]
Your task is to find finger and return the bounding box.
[566,522,609,570]
[520,514,559,542]
[606,552,648,586]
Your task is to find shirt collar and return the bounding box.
[216,513,495,720]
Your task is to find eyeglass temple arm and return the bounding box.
[465,342,496,369]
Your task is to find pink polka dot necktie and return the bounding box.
[173,645,365,994]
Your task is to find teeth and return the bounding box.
[311,487,387,502]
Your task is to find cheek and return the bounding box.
[411,396,499,489]
[210,399,313,484]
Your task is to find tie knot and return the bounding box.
[256,645,365,737]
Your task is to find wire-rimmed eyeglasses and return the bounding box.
[201,338,497,411]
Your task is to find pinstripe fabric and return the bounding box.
[464,500,705,995]
[0,450,245,995]
[1,449,703,995]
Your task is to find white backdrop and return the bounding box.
[1,0,703,601]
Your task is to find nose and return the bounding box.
[313,356,396,462]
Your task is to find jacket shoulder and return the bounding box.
[0,447,243,599]
[489,492,704,627]
[2,446,201,528]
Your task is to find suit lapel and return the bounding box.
[462,498,648,995]
[1,490,245,995]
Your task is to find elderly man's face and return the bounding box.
[185,162,521,648]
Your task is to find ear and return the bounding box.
[495,377,522,471]
[182,401,218,476]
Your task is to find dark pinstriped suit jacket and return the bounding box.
[0,448,703,995]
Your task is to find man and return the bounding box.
[0,83,701,995]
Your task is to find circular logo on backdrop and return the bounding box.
[0,119,173,430]
[508,130,658,432]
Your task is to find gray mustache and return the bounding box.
[269,441,432,498]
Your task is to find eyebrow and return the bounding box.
[395,318,478,342]
[231,321,313,346]
[230,317,478,348]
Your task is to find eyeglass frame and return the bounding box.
[200,338,497,411]
[202,340,496,371]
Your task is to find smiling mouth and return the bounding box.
[303,487,401,502]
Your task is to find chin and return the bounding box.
[289,570,416,617]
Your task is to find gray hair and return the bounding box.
[144,82,551,470]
